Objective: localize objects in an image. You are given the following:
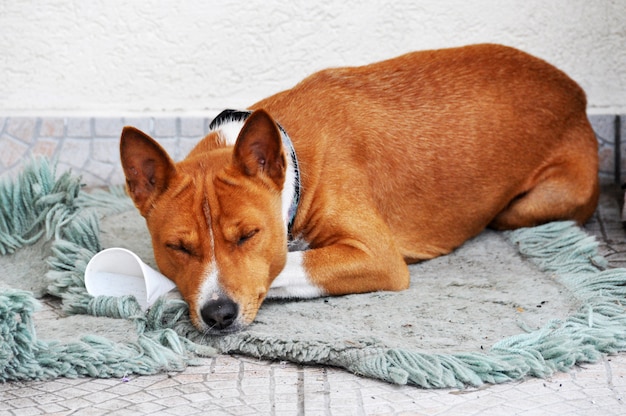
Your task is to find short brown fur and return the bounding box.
[120,44,599,332]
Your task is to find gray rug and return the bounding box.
[1,159,625,387]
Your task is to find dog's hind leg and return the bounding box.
[491,120,599,230]
[490,158,599,230]
[490,179,596,230]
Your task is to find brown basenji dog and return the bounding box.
[120,44,599,334]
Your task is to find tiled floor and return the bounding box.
[1,187,625,415]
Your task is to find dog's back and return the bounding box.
[253,43,599,261]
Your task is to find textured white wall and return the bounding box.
[1,0,624,114]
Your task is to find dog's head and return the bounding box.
[120,110,290,333]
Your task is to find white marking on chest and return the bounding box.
[267,251,325,299]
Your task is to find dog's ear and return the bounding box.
[120,126,176,216]
[233,109,286,188]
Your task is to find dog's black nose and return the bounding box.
[201,296,239,330]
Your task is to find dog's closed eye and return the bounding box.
[237,229,259,246]
[167,241,196,256]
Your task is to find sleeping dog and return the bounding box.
[120,44,599,333]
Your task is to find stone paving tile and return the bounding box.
[30,138,60,160]
[91,138,120,164]
[5,117,37,144]
[180,117,208,137]
[38,118,65,139]
[65,118,92,138]
[0,134,29,168]
[153,117,178,138]
[56,138,90,169]
[589,114,617,182]
[94,118,125,139]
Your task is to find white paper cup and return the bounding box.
[85,248,177,310]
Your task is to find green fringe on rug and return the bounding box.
[1,158,625,387]
[0,159,215,382]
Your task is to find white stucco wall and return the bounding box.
[1,0,624,115]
